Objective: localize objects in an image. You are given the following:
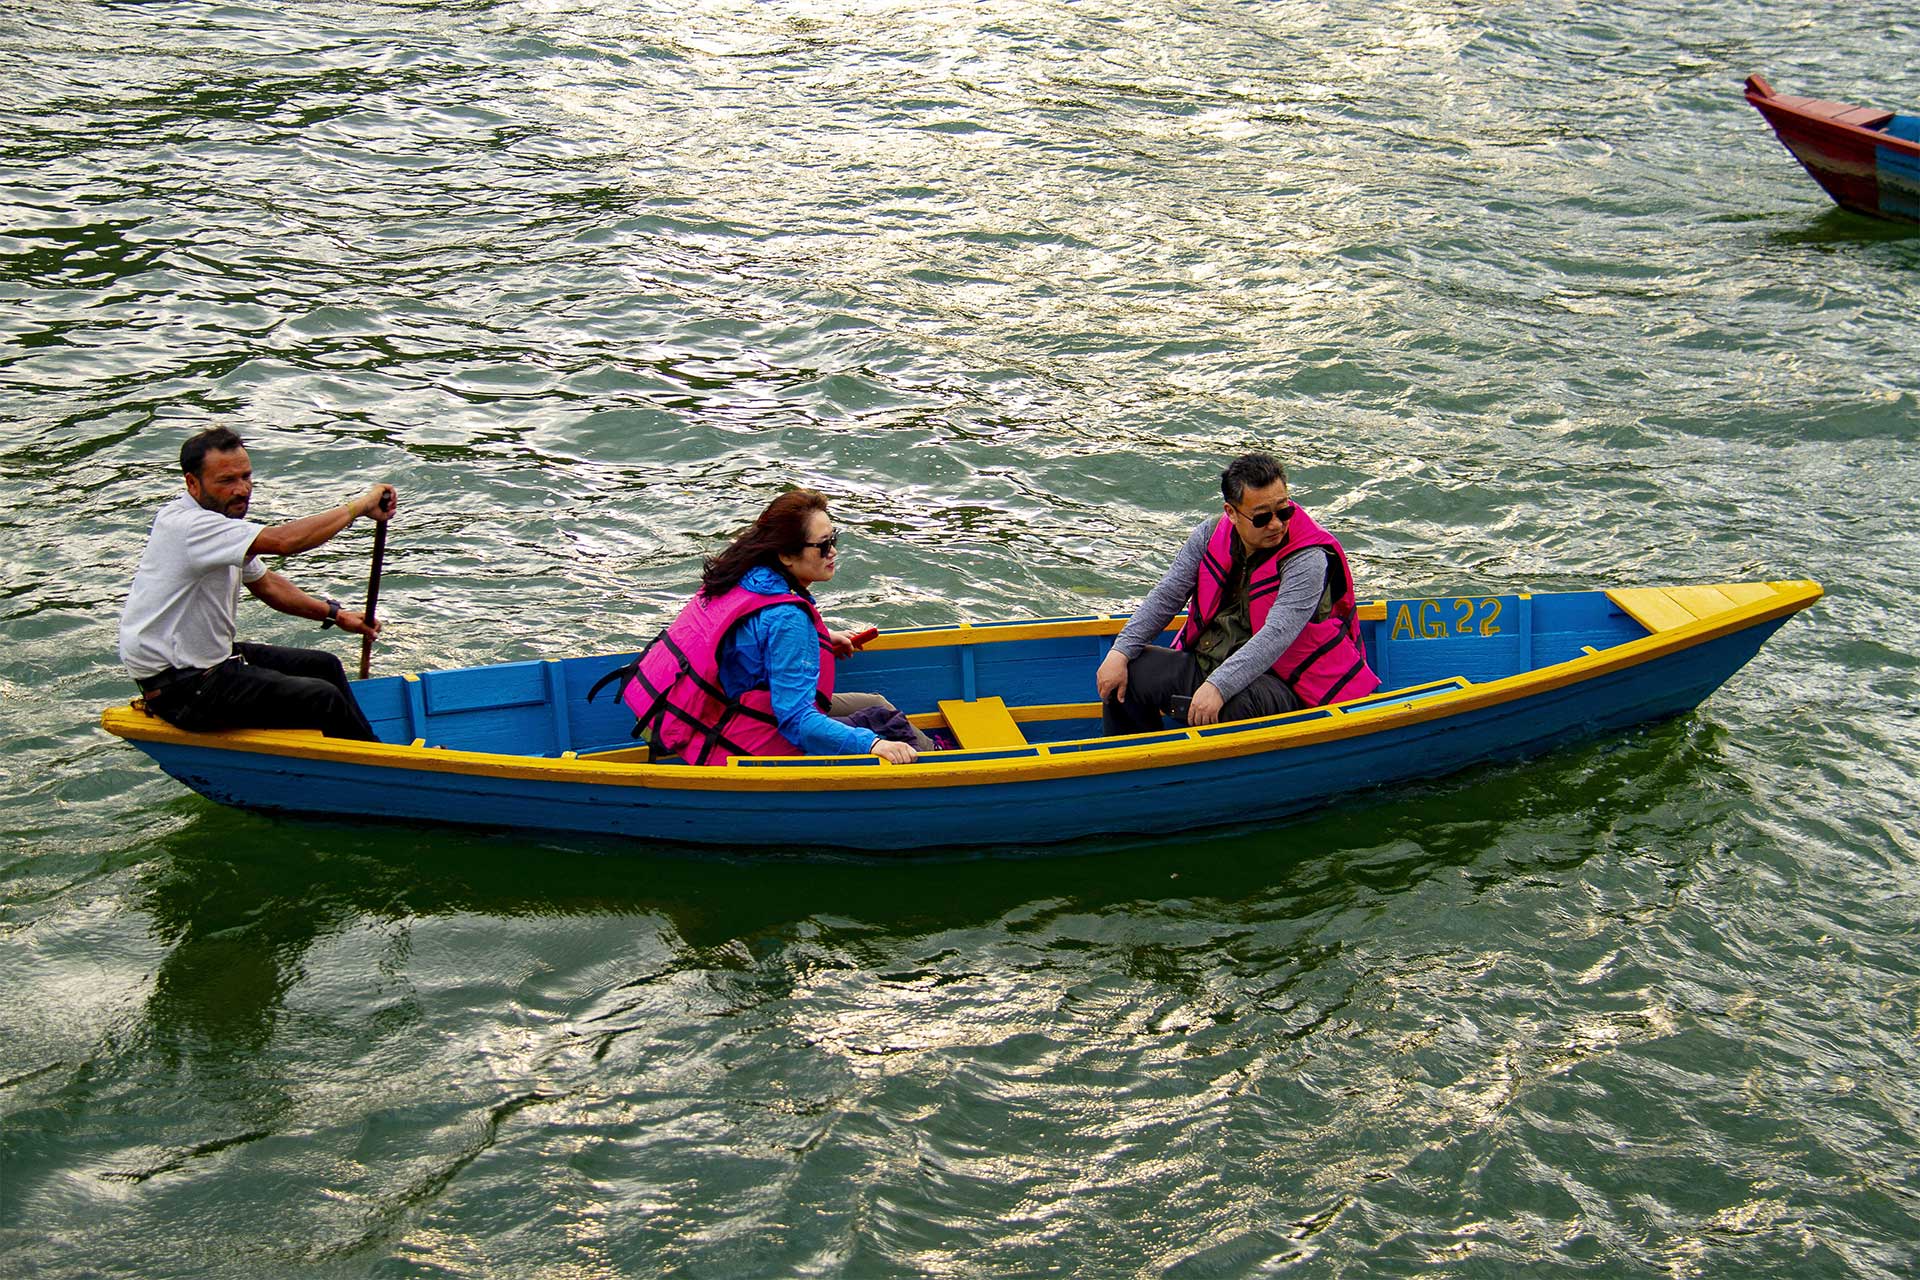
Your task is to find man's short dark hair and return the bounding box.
[1220,452,1287,504]
[180,427,245,477]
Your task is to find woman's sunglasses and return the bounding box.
[1231,500,1295,529]
[800,532,840,554]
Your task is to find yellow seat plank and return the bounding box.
[1665,584,1741,621]
[1716,582,1776,606]
[937,696,1029,750]
[1606,588,1699,634]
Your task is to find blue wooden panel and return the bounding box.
[425,704,558,755]
[1529,591,1646,667]
[351,674,414,743]
[422,660,547,715]
[1362,616,1386,686]
[1529,591,1621,632]
[835,646,967,713]
[972,634,1107,707]
[1879,143,1920,221]
[544,660,571,750]
[405,677,427,740]
[351,674,411,721]
[557,652,643,751]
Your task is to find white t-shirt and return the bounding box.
[118,494,268,678]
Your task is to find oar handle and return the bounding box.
[358,492,393,679]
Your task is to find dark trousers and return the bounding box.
[828,691,938,751]
[1102,645,1299,736]
[142,643,378,741]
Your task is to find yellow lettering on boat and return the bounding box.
[1392,597,1506,640]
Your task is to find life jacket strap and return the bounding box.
[586,661,636,703]
[588,631,674,739]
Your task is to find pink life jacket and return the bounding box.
[1174,507,1380,707]
[597,583,836,766]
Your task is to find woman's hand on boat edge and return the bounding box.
[872,739,918,764]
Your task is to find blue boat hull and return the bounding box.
[123,616,1788,851]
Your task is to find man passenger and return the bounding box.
[1096,451,1379,735]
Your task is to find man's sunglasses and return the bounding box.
[1231,500,1294,529]
[800,532,840,554]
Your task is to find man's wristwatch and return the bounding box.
[320,598,341,629]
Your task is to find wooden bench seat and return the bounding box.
[937,696,1029,750]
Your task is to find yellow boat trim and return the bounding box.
[100,580,1822,794]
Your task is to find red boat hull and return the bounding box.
[1745,74,1920,225]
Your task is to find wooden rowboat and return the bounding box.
[101,580,1822,852]
[1745,74,1920,224]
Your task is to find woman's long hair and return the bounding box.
[699,489,829,599]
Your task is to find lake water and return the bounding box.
[3,1,1917,1275]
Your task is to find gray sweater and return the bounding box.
[1109,517,1330,700]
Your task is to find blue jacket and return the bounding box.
[717,567,877,756]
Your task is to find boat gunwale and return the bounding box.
[1744,78,1920,159]
[98,581,1824,793]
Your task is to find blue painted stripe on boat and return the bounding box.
[1878,144,1920,220]
[1050,731,1190,753]
[735,745,1047,766]
[973,616,1101,627]
[1196,707,1333,736]
[735,755,883,768]
[1342,680,1469,710]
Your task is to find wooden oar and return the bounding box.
[358,493,392,679]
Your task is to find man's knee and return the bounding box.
[1127,646,1199,707]
[240,642,349,685]
[1222,674,1298,721]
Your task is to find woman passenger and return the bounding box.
[617,490,930,765]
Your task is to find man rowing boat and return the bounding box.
[118,427,397,740]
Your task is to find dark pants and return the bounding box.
[141,643,378,741]
[828,691,938,750]
[1102,645,1299,736]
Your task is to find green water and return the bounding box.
[3,1,1917,1275]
